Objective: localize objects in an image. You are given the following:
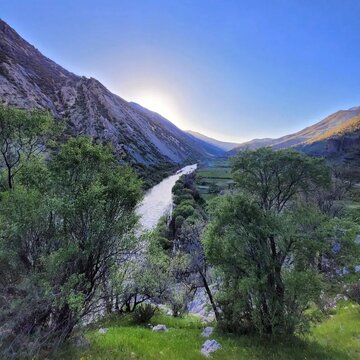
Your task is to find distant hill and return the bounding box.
[229,107,360,157]
[0,19,221,168]
[186,130,239,151]
[300,114,360,162]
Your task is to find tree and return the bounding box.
[231,148,330,212]
[0,105,55,189]
[0,136,143,357]
[175,222,219,320]
[203,148,359,335]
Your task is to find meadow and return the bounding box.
[196,159,234,201]
[58,302,360,360]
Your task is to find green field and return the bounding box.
[196,159,234,201]
[58,302,360,360]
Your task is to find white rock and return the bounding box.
[201,339,221,357]
[201,327,214,337]
[98,327,108,334]
[152,324,168,332]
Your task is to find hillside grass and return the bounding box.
[58,302,360,360]
[308,115,360,143]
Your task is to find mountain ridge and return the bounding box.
[186,130,239,151]
[229,106,360,156]
[0,19,221,168]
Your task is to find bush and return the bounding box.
[345,281,360,304]
[175,215,185,230]
[173,204,195,219]
[132,304,157,325]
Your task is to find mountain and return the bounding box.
[0,19,221,168]
[186,130,239,151]
[300,114,360,162]
[128,103,225,157]
[229,107,360,156]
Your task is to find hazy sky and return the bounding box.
[2,0,360,142]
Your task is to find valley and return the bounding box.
[0,14,360,360]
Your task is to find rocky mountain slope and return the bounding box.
[229,106,360,156]
[300,114,360,162]
[186,130,239,151]
[0,19,221,167]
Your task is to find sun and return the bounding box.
[132,91,182,127]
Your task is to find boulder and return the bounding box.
[201,339,221,357]
[201,327,214,337]
[73,335,90,349]
[98,327,108,334]
[152,324,168,332]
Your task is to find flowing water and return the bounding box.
[136,164,197,230]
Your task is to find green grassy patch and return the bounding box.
[58,303,360,360]
[196,160,234,201]
[308,303,360,359]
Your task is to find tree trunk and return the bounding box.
[199,269,220,321]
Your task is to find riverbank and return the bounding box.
[136,164,197,230]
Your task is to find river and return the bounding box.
[136,164,198,230]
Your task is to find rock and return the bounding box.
[98,327,108,334]
[201,327,214,337]
[188,287,216,322]
[201,339,221,357]
[73,335,90,349]
[152,324,168,332]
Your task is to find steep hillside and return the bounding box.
[229,107,360,155]
[300,115,360,161]
[129,103,225,158]
[0,19,218,168]
[186,130,239,151]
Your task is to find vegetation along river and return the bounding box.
[136,164,198,230]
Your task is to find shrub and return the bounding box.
[132,304,157,325]
[345,281,360,304]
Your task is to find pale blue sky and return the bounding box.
[2,0,360,142]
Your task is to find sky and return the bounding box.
[2,0,360,142]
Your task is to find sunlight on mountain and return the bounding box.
[132,90,183,127]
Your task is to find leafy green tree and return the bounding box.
[0,105,55,189]
[231,148,330,212]
[204,148,359,335]
[0,136,142,357]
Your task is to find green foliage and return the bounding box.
[0,105,58,189]
[231,148,331,212]
[204,148,359,336]
[132,304,157,325]
[0,128,143,357]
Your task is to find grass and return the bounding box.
[196,160,234,201]
[57,303,360,360]
[309,302,360,359]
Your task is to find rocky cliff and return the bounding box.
[0,19,222,167]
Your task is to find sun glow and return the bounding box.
[132,91,183,128]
